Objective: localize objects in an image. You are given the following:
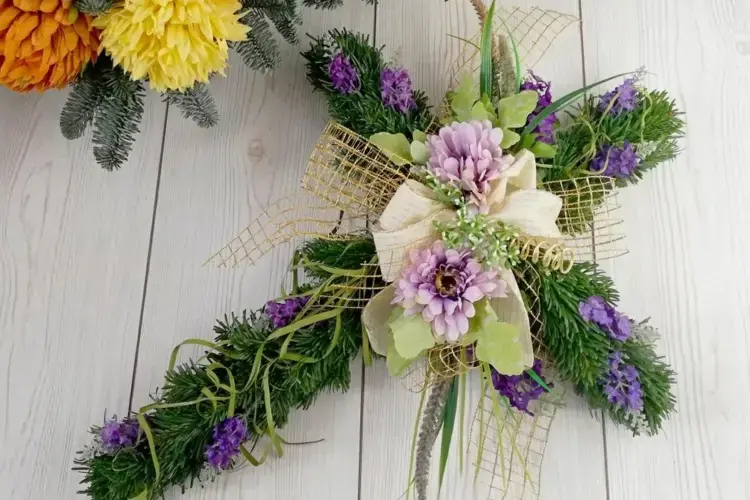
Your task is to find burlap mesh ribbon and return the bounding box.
[207,6,626,499]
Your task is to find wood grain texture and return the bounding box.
[582,0,750,499]
[128,5,375,499]
[0,89,165,499]
[362,1,607,499]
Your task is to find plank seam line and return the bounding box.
[358,3,377,498]
[128,103,170,413]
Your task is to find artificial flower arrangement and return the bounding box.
[0,0,358,170]
[73,2,683,499]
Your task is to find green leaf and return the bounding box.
[497,90,539,129]
[450,72,478,121]
[474,320,525,375]
[386,333,414,376]
[526,368,552,392]
[389,309,436,359]
[479,0,497,98]
[531,141,558,158]
[470,101,491,121]
[438,377,459,491]
[369,132,413,166]
[410,140,430,164]
[500,129,520,148]
[413,130,427,143]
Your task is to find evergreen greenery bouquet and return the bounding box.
[73,2,683,499]
[0,0,359,170]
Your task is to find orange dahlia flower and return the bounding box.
[0,0,99,92]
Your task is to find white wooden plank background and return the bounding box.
[1,0,749,499]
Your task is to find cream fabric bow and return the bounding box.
[363,150,564,369]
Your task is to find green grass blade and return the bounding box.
[522,72,635,136]
[496,11,521,92]
[526,368,552,392]
[438,377,459,492]
[479,0,497,98]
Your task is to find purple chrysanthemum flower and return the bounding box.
[578,296,631,342]
[380,67,416,113]
[589,141,640,178]
[520,71,557,144]
[265,296,310,329]
[99,416,139,452]
[426,120,514,213]
[603,351,644,412]
[491,359,550,415]
[328,51,359,94]
[392,240,507,342]
[598,78,639,115]
[205,416,248,470]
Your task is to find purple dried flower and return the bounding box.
[491,359,550,415]
[603,351,644,412]
[589,142,640,178]
[380,67,416,113]
[99,416,139,452]
[520,71,557,144]
[205,416,248,470]
[598,78,639,115]
[426,120,514,213]
[392,240,507,342]
[578,296,631,342]
[328,51,359,94]
[265,296,310,329]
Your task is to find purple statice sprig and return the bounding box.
[602,351,644,413]
[589,141,641,178]
[491,359,551,416]
[327,51,359,94]
[99,416,140,453]
[520,71,557,144]
[265,296,310,329]
[579,296,631,342]
[598,78,639,116]
[205,416,248,470]
[380,67,416,114]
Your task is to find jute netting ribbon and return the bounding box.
[206,6,627,500]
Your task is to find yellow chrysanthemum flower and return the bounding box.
[93,0,248,92]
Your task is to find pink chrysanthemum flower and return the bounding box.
[426,120,514,213]
[392,241,507,342]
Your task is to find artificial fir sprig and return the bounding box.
[543,87,684,184]
[531,262,676,435]
[302,29,435,139]
[75,237,377,500]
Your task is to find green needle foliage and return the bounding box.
[74,0,114,15]
[60,63,109,140]
[302,29,435,139]
[164,83,219,129]
[60,58,145,171]
[533,262,676,435]
[75,238,376,500]
[542,88,685,185]
[92,67,146,171]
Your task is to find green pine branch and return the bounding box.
[60,63,108,140]
[233,11,280,71]
[531,262,676,436]
[75,238,376,500]
[164,83,219,128]
[92,67,145,171]
[542,88,685,184]
[74,0,114,15]
[301,29,435,139]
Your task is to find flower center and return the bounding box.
[435,268,460,297]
